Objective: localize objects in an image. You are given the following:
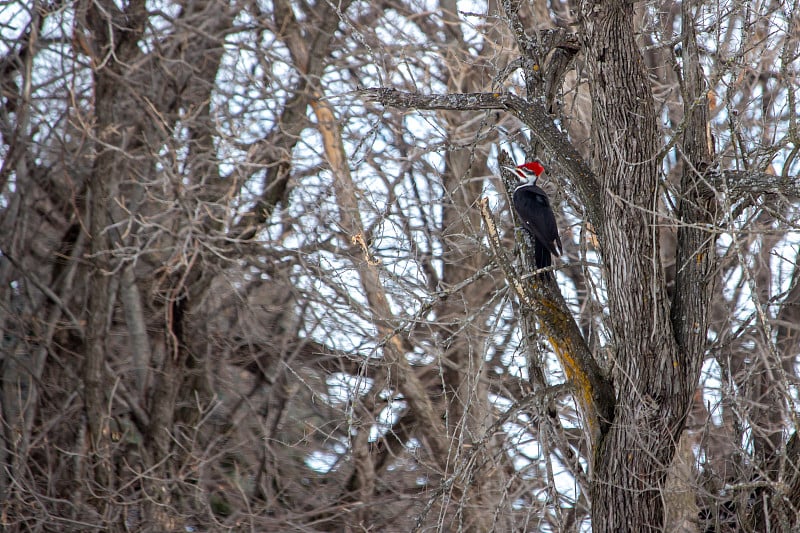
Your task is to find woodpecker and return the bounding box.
[504,161,562,277]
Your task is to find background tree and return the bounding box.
[0,0,797,531]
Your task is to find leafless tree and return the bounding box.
[0,0,797,531]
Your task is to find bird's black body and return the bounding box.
[513,183,562,272]
[506,161,562,278]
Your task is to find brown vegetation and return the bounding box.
[0,0,798,531]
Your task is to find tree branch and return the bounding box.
[313,87,450,466]
[714,170,800,203]
[500,0,581,112]
[0,247,85,339]
[478,159,614,440]
[669,0,719,435]
[363,88,798,242]
[363,87,606,243]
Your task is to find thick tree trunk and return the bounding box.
[581,0,687,529]
[84,0,148,496]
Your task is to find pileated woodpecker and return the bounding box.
[505,161,562,277]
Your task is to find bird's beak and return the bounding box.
[502,165,526,182]
[501,165,519,176]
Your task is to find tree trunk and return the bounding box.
[581,0,686,529]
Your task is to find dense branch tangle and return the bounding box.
[362,2,797,520]
[2,1,798,531]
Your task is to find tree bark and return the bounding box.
[83,0,148,496]
[580,0,684,529]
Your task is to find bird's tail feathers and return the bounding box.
[533,240,554,280]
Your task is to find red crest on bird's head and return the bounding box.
[514,161,545,182]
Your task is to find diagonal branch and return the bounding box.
[363,87,606,242]
[363,87,615,439]
[478,184,614,441]
[311,88,450,465]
